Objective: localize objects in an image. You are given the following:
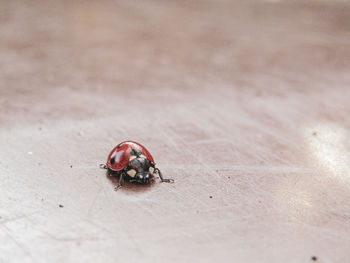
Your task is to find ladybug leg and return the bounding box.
[155,168,174,183]
[99,164,107,169]
[100,163,112,176]
[114,172,125,191]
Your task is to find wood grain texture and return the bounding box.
[1,0,350,262]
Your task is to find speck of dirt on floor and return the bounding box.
[59,204,64,208]
[70,165,73,168]
[311,256,317,261]
[312,132,317,136]
[209,196,213,199]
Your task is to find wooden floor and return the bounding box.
[1,0,350,262]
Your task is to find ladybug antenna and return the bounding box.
[100,164,107,169]
[155,168,174,183]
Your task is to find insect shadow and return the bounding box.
[104,171,157,192]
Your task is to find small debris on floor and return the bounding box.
[312,132,317,136]
[209,196,213,199]
[311,256,317,261]
[70,165,73,168]
[59,204,64,208]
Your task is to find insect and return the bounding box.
[100,141,174,190]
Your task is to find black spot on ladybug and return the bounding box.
[59,204,64,208]
[110,157,115,165]
[117,143,123,149]
[311,256,317,261]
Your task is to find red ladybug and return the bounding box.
[100,141,174,190]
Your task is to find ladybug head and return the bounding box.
[125,150,155,184]
[134,170,152,184]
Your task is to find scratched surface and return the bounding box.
[1,0,350,262]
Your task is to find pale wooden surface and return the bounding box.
[1,1,350,262]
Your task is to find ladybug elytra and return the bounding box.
[100,141,174,190]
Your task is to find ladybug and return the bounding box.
[100,141,174,190]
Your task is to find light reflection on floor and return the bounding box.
[305,123,350,183]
